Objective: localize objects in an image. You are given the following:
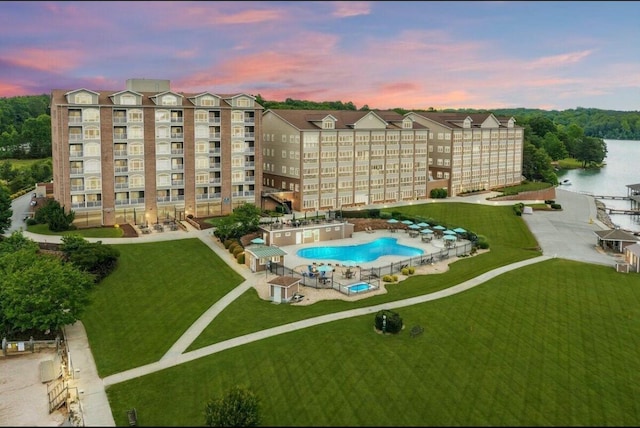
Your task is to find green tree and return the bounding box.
[541,132,568,161]
[59,234,120,282]
[0,247,93,335]
[575,136,607,167]
[205,385,261,427]
[20,114,51,158]
[33,199,75,231]
[233,203,261,230]
[0,183,11,234]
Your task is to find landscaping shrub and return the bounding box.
[368,209,380,218]
[401,267,410,275]
[545,199,555,204]
[232,247,244,258]
[408,266,415,275]
[374,309,403,334]
[513,203,524,216]
[228,242,240,254]
[430,188,448,199]
[475,234,490,249]
[382,274,395,283]
[236,253,245,264]
[223,239,234,249]
[551,203,562,210]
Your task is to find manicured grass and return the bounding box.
[81,238,244,376]
[188,203,540,349]
[105,258,640,426]
[27,223,124,238]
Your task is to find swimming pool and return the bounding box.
[347,282,374,293]
[296,237,423,263]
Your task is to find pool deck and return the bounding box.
[280,227,463,272]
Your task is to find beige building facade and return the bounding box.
[50,79,263,227]
[261,109,451,213]
[406,111,524,195]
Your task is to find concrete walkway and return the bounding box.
[5,188,617,426]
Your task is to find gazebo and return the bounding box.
[594,228,639,253]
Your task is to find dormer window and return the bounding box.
[201,96,215,106]
[463,117,473,129]
[322,119,334,129]
[121,94,136,105]
[75,93,92,104]
[236,97,250,107]
[402,118,413,129]
[162,95,177,106]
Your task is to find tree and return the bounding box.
[0,183,11,234]
[0,246,93,335]
[233,203,261,230]
[33,199,75,232]
[205,385,261,427]
[575,136,607,167]
[59,234,120,282]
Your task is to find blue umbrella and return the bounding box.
[432,225,446,230]
[416,222,429,228]
[453,227,467,234]
[401,220,414,225]
[443,230,456,235]
[409,224,421,229]
[251,237,265,244]
[420,228,433,234]
[387,218,399,224]
[443,235,457,241]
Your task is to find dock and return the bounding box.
[593,195,630,200]
[606,208,640,215]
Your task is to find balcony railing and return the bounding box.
[114,149,128,156]
[70,168,83,175]
[171,180,184,186]
[209,148,221,154]
[114,166,128,173]
[115,182,129,189]
[209,132,221,139]
[69,117,82,124]
[112,117,127,124]
[171,133,184,139]
[171,165,184,171]
[69,134,83,141]
[156,195,185,202]
[209,177,221,184]
[171,149,184,155]
[69,151,84,158]
[113,133,128,140]
[71,185,84,191]
[210,163,221,169]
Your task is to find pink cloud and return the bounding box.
[528,50,593,69]
[331,1,372,18]
[179,4,286,25]
[2,48,80,73]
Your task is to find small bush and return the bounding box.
[476,234,490,250]
[232,247,244,258]
[430,188,448,199]
[223,239,234,249]
[382,274,395,283]
[408,266,415,274]
[236,253,245,264]
[551,203,562,210]
[374,309,403,334]
[545,199,555,204]
[229,242,240,254]
[401,267,409,275]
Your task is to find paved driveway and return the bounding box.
[522,188,623,266]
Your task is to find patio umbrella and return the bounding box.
[432,225,446,230]
[443,230,457,235]
[401,220,414,225]
[251,237,265,245]
[420,228,433,234]
[316,265,334,273]
[409,224,421,230]
[443,235,457,241]
[453,227,467,234]
[387,218,399,224]
[416,222,429,228]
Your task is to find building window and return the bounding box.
[201,96,215,106]
[121,94,136,105]
[162,95,177,106]
[75,93,92,104]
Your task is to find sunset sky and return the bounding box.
[2,1,640,111]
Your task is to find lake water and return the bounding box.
[556,139,640,232]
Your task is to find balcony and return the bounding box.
[209,147,221,154]
[70,168,83,175]
[171,133,184,139]
[71,185,85,192]
[171,164,184,171]
[209,132,221,139]
[209,162,221,169]
[114,166,128,173]
[209,177,221,184]
[156,195,185,203]
[171,149,184,155]
[69,134,83,141]
[113,133,128,140]
[69,117,82,124]
[115,182,129,189]
[114,149,128,157]
[113,117,127,124]
[171,180,184,186]
[69,151,84,158]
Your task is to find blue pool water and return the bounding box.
[347,283,373,293]
[296,237,423,263]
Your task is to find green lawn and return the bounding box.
[81,239,244,375]
[79,202,640,425]
[105,259,640,426]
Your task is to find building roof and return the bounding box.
[625,243,640,257]
[50,88,263,110]
[267,275,301,288]
[594,228,639,242]
[264,109,428,131]
[410,111,518,129]
[245,246,288,258]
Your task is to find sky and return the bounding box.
[2,1,640,111]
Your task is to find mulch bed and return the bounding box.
[119,223,138,237]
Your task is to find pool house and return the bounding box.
[257,218,355,247]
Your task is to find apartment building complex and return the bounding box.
[261,109,523,213]
[407,111,524,195]
[50,79,262,227]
